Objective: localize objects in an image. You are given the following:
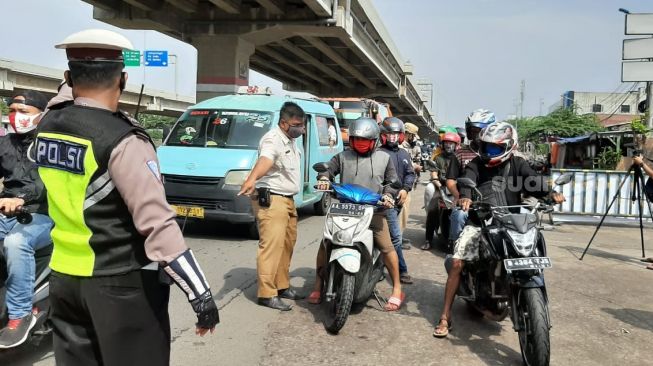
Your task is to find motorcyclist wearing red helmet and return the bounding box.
[422,132,460,250]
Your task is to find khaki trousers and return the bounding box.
[252,195,298,298]
[400,192,412,231]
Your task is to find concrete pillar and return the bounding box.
[191,35,255,102]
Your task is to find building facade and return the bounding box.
[549,88,647,130]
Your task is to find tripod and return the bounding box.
[580,163,653,260]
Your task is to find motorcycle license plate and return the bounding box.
[504,257,552,272]
[171,205,205,219]
[329,203,365,216]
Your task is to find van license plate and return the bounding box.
[329,203,365,216]
[172,205,205,219]
[504,257,552,272]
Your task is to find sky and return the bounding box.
[1,0,651,124]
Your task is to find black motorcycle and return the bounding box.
[447,173,571,366]
[0,209,52,349]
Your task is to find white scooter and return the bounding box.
[313,163,400,334]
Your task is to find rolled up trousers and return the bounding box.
[252,195,298,298]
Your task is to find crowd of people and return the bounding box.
[1,27,651,366]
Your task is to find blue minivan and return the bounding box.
[157,91,343,238]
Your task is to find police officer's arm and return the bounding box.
[238,133,278,196]
[109,135,219,333]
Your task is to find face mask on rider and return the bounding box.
[443,142,456,155]
[384,133,400,148]
[350,137,376,155]
[8,111,41,134]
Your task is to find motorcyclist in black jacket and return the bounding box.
[0,90,53,349]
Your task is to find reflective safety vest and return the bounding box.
[35,104,151,277]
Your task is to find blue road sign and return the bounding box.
[144,51,168,67]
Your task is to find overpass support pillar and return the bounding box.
[192,35,255,101]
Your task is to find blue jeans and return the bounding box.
[1,214,53,319]
[386,207,407,274]
[449,208,468,242]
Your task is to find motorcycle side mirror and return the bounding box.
[312,162,330,173]
[555,173,573,186]
[457,177,477,189]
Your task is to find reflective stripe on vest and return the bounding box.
[35,132,100,276]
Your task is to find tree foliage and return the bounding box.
[137,113,177,129]
[507,107,605,144]
[0,97,9,115]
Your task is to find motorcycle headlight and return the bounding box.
[506,228,538,257]
[224,170,250,186]
[353,209,374,238]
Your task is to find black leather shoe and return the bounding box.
[278,288,305,300]
[257,296,292,311]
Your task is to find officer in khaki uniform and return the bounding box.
[239,102,306,311]
[399,122,422,248]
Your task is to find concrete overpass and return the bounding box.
[82,0,438,137]
[0,58,194,117]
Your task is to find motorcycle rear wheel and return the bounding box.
[517,288,550,366]
[324,264,355,335]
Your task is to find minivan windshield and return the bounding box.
[166,109,274,149]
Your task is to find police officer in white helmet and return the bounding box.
[35,29,219,365]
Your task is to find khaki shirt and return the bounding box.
[256,126,301,196]
[401,141,421,161]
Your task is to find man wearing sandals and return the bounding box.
[434,122,564,337]
[308,117,405,311]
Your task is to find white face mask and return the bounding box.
[9,111,40,134]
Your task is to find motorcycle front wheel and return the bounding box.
[324,263,355,334]
[517,288,550,366]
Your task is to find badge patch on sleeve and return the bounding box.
[147,160,161,180]
[35,137,86,174]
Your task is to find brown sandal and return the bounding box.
[433,317,453,338]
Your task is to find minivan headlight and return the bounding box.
[224,170,250,186]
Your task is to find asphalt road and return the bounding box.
[2,183,652,366]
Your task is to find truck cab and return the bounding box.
[320,98,392,144]
[157,91,343,238]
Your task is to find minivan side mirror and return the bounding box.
[162,126,171,142]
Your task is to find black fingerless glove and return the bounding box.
[191,290,220,329]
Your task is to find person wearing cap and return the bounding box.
[0,90,53,349]
[35,29,219,365]
[399,122,422,249]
